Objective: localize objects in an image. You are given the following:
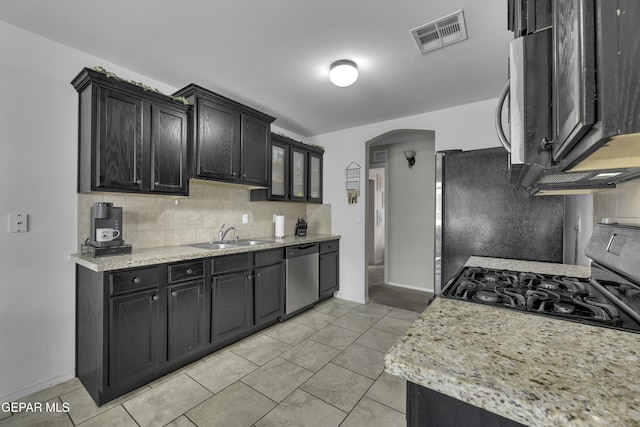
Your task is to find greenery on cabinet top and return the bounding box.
[272,132,324,152]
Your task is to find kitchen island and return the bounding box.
[385,256,640,427]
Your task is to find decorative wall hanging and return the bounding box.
[345,161,361,204]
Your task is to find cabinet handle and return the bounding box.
[132,277,141,284]
[186,269,193,275]
[152,295,159,301]
[171,291,178,297]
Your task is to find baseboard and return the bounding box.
[1,370,76,403]
[386,281,434,293]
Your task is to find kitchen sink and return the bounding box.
[187,239,273,250]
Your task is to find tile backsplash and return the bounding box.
[593,178,640,226]
[78,179,331,250]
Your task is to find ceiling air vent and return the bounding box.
[411,10,468,54]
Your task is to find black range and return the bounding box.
[438,223,640,333]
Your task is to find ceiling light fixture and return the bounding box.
[329,60,358,87]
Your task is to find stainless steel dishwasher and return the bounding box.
[285,243,319,314]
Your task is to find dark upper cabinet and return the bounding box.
[250,133,324,203]
[241,114,271,185]
[196,98,240,181]
[551,0,596,160]
[72,68,189,195]
[505,0,640,191]
[173,84,275,186]
[508,0,552,36]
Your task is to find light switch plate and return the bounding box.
[9,213,28,232]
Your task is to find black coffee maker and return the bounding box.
[83,202,132,256]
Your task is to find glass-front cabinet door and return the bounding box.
[308,151,323,203]
[270,142,289,200]
[290,147,307,201]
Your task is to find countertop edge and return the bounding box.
[71,234,340,272]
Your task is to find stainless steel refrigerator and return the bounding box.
[434,148,564,293]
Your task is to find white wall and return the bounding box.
[385,140,434,291]
[0,21,180,402]
[563,195,594,266]
[308,99,500,303]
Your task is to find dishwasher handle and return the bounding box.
[286,243,319,258]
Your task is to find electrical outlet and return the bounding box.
[242,213,249,224]
[9,213,28,232]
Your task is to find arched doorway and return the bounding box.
[364,129,435,311]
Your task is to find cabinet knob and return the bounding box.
[152,294,159,301]
[134,179,142,185]
[171,291,178,297]
[186,269,193,275]
[132,277,141,284]
[154,181,160,186]
[232,172,237,176]
[242,174,246,179]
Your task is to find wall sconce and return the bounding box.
[403,150,416,168]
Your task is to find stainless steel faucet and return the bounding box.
[218,224,236,242]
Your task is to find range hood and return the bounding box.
[532,133,640,196]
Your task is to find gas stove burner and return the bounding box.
[474,290,501,303]
[553,302,575,314]
[539,281,561,291]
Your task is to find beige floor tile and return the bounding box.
[313,300,355,317]
[231,335,292,366]
[264,321,317,346]
[332,343,385,380]
[332,313,377,334]
[340,397,405,427]
[291,311,338,330]
[350,303,393,321]
[0,397,72,427]
[148,358,206,388]
[61,383,149,425]
[255,389,347,427]
[366,372,407,414]
[186,351,258,394]
[163,415,197,427]
[301,363,373,413]
[332,298,361,308]
[308,325,361,350]
[76,405,137,426]
[386,307,421,322]
[372,316,413,336]
[17,378,83,406]
[241,357,314,403]
[355,328,400,353]
[123,375,211,426]
[280,339,341,372]
[186,382,275,427]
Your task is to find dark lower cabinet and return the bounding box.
[210,271,252,342]
[168,279,205,361]
[407,382,526,427]
[254,262,285,326]
[319,240,340,299]
[76,243,331,406]
[109,289,161,387]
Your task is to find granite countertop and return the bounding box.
[71,233,339,272]
[385,256,640,427]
